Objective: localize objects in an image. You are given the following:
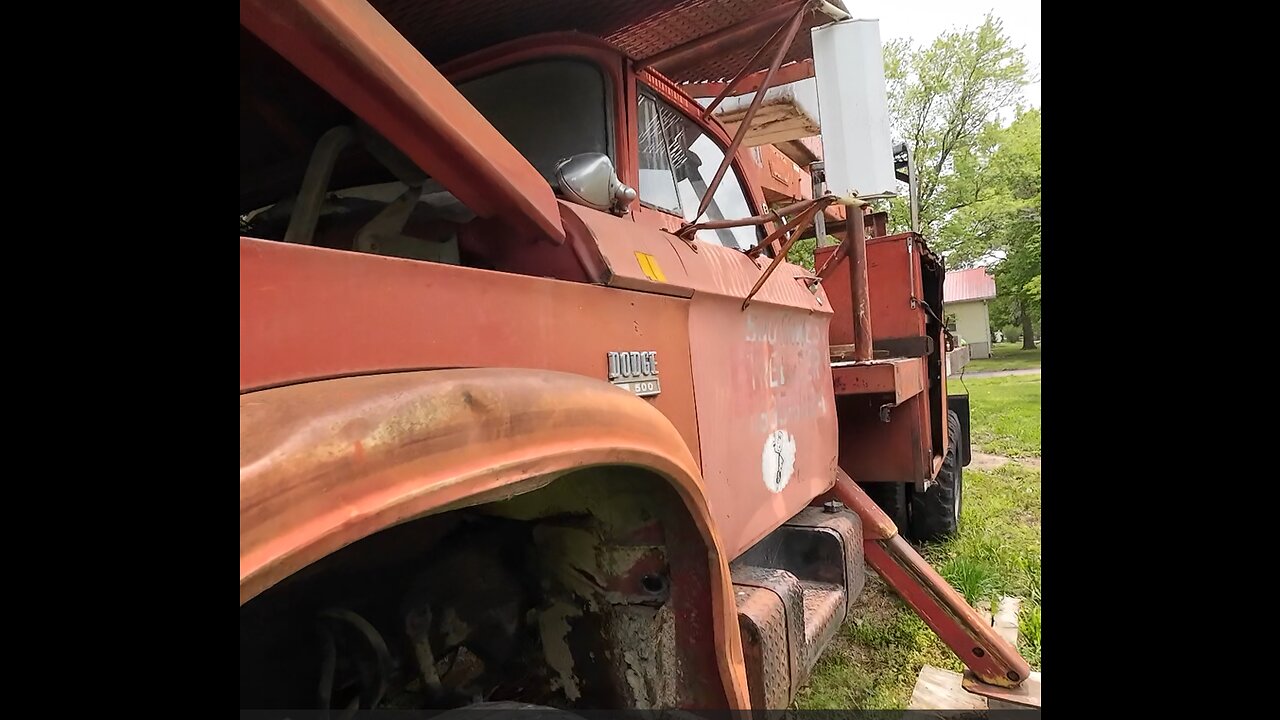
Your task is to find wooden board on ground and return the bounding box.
[909,665,988,715]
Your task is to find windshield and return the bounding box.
[459,59,612,185]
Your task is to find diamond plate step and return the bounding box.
[798,580,844,674]
[731,506,865,708]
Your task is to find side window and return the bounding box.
[636,90,761,251]
[637,94,682,215]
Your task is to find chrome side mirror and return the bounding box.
[554,153,637,216]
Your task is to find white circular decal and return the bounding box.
[761,430,797,493]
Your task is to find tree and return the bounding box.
[882,14,1029,248]
[967,109,1040,349]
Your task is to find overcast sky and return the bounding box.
[858,1,1041,109]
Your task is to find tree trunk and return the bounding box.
[1020,302,1036,349]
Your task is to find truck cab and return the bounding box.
[240,1,1011,715]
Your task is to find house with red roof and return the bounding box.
[943,267,997,359]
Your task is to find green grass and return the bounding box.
[965,342,1041,373]
[956,374,1041,458]
[794,375,1042,710]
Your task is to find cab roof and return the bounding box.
[369,0,840,83]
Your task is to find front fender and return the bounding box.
[240,367,749,708]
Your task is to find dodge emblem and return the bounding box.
[607,351,660,397]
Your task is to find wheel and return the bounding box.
[861,481,909,533]
[909,410,964,542]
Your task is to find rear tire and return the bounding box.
[862,481,909,533]
[909,410,963,542]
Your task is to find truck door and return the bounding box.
[631,84,839,559]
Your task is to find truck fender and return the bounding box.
[240,367,750,708]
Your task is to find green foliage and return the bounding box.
[882,14,1029,243]
[787,235,817,272]
[965,342,1040,372]
[983,110,1041,338]
[962,374,1041,457]
[785,234,838,273]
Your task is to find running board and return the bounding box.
[729,506,865,709]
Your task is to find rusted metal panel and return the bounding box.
[750,143,812,204]
[239,236,702,462]
[560,202,697,298]
[830,358,924,405]
[241,229,834,561]
[239,367,751,707]
[818,231,931,345]
[815,242,853,345]
[867,233,929,340]
[684,244,837,557]
[822,230,940,484]
[370,0,833,85]
[837,394,931,484]
[733,585,791,709]
[241,0,566,245]
[962,670,1042,708]
[729,565,805,700]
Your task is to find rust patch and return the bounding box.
[610,603,682,708]
[538,599,583,702]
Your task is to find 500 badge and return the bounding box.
[607,351,660,397]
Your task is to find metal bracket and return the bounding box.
[962,670,1042,709]
[794,275,823,304]
[667,228,700,253]
[878,402,896,423]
